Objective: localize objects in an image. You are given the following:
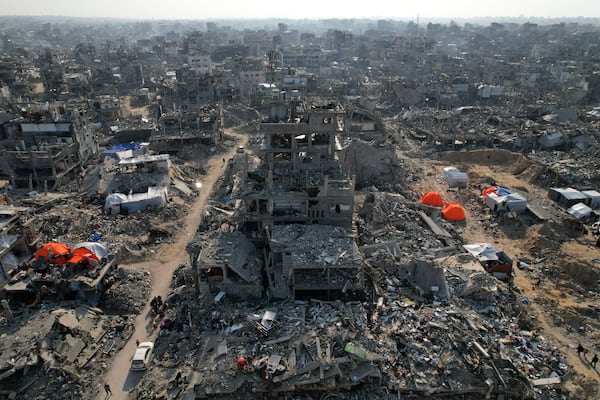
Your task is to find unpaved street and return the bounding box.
[99,130,247,400]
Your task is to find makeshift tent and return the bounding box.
[442,167,468,188]
[582,190,600,208]
[567,202,593,219]
[463,243,513,280]
[35,242,71,265]
[104,186,168,215]
[73,242,108,260]
[68,242,108,266]
[420,191,444,207]
[548,187,588,208]
[67,247,99,266]
[104,193,128,215]
[442,202,465,221]
[485,192,528,213]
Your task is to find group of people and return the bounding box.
[150,295,164,314]
[577,343,598,368]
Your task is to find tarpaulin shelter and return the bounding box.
[442,202,465,221]
[67,247,100,266]
[67,242,107,266]
[463,243,513,280]
[548,187,588,208]
[104,186,168,215]
[73,242,108,260]
[566,202,593,219]
[35,242,71,265]
[582,190,600,209]
[485,192,528,213]
[420,191,444,207]
[442,167,468,188]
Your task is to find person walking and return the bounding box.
[592,354,598,368]
[104,383,112,396]
[577,343,585,356]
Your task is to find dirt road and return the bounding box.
[99,130,247,400]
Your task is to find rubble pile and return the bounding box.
[130,270,571,400]
[356,192,462,261]
[99,268,152,315]
[0,305,134,399]
[27,197,188,255]
[529,148,600,187]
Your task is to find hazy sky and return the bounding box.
[1,0,599,20]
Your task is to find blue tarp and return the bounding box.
[495,188,512,196]
[102,142,141,155]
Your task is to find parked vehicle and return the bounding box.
[131,342,154,371]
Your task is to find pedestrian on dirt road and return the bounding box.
[104,383,112,396]
[577,343,585,356]
[592,354,598,368]
[136,339,140,347]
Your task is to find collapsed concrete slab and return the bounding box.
[267,224,363,300]
[194,231,262,298]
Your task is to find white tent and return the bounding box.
[567,202,593,219]
[442,167,468,188]
[485,192,528,213]
[73,242,108,260]
[104,193,128,215]
[104,187,168,215]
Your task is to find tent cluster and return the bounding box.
[419,191,466,221]
[34,241,107,267]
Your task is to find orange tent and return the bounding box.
[442,202,466,221]
[67,247,100,266]
[420,191,444,207]
[35,242,71,265]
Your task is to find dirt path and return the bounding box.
[99,130,247,400]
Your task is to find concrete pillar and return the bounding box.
[267,170,273,191]
[1,299,13,320]
[322,175,329,197]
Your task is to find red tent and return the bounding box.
[67,247,100,266]
[442,202,466,221]
[420,191,444,207]
[35,242,71,265]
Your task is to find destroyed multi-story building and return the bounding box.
[154,104,224,151]
[240,101,355,231]
[193,231,262,299]
[234,101,360,299]
[0,104,98,190]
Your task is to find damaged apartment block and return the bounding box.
[229,100,361,300]
[0,103,98,190]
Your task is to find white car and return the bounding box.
[131,342,154,371]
